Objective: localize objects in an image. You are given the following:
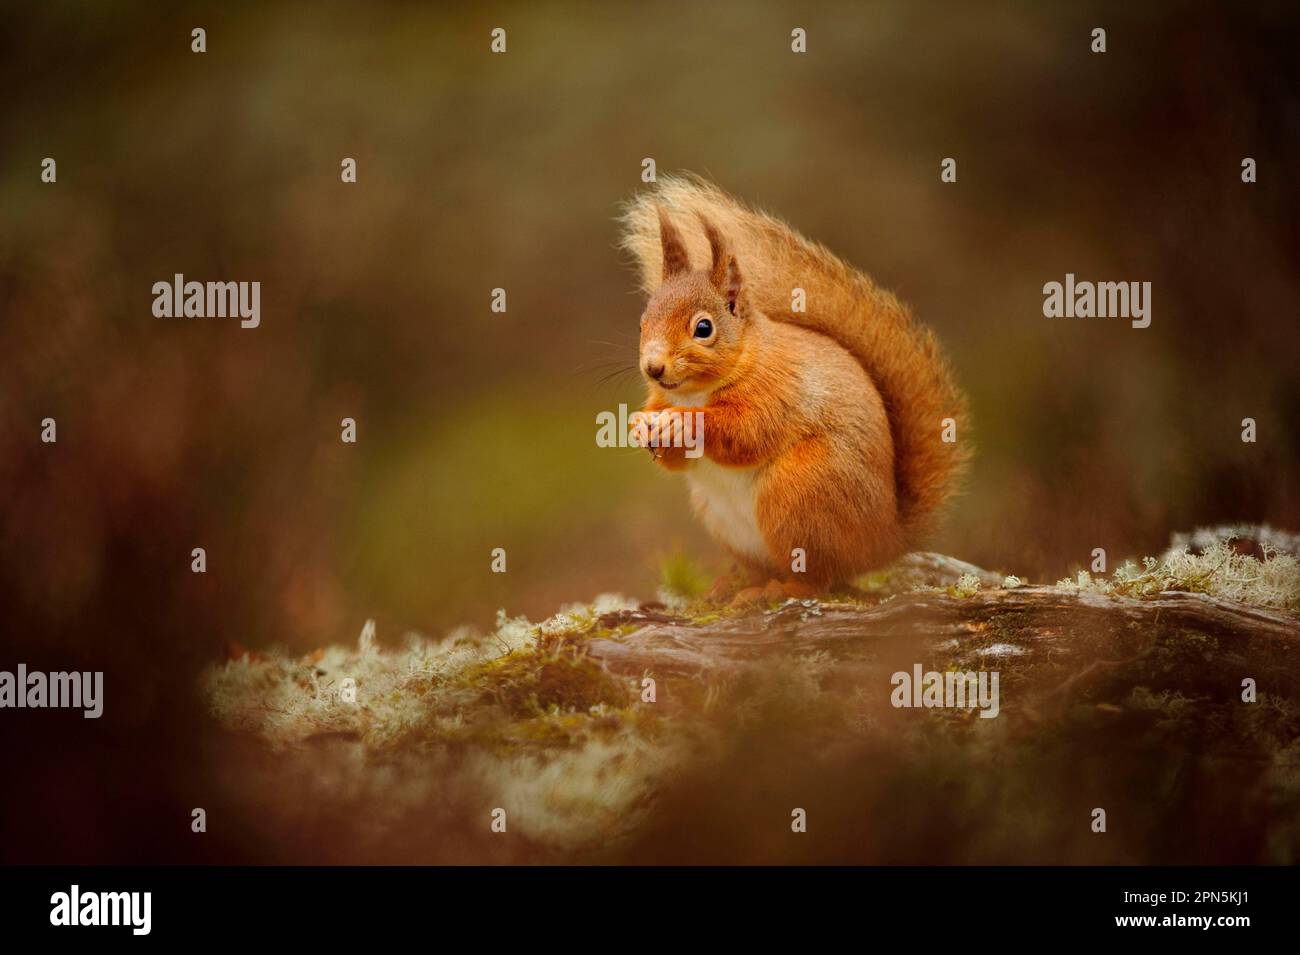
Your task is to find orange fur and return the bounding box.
[621,176,969,588]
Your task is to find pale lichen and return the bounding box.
[200,595,687,847]
[1055,535,1299,611]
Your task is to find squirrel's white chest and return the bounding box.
[685,460,768,562]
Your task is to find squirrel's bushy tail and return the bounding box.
[619,175,969,541]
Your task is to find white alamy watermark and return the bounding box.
[1043,273,1150,328]
[596,404,704,458]
[890,664,1000,719]
[0,665,103,718]
[152,274,260,328]
[50,885,150,936]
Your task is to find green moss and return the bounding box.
[659,548,710,599]
[507,711,600,747]
[854,569,895,594]
[503,703,665,750]
[468,646,631,717]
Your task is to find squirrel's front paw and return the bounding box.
[629,409,696,469]
[628,410,655,451]
[629,409,679,453]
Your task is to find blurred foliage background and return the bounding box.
[2,0,1298,865]
[1,1,1297,680]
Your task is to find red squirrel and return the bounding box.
[621,176,968,602]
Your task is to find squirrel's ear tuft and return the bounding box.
[723,255,746,317]
[701,215,745,314]
[657,206,690,280]
[700,216,729,291]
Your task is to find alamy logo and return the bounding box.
[0,665,103,718]
[1042,272,1151,328]
[596,404,704,458]
[152,274,261,328]
[890,664,1000,719]
[50,885,151,935]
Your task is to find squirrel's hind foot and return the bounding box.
[729,578,820,608]
[705,566,767,603]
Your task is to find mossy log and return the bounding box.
[587,550,1298,728]
[587,583,1298,679]
[201,539,1300,863]
[572,551,1299,863]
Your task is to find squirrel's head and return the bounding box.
[638,208,749,396]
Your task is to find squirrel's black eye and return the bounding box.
[693,317,714,339]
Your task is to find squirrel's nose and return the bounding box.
[645,362,665,380]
